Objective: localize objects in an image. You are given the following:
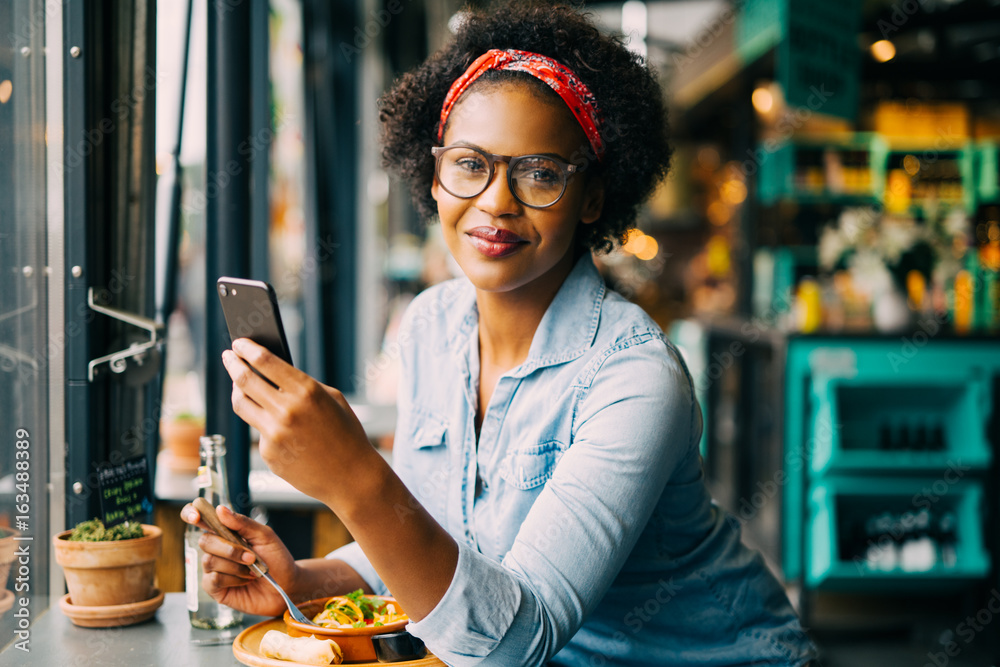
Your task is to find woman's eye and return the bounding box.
[519,165,559,184]
[530,169,558,183]
[455,157,487,172]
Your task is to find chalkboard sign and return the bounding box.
[97,456,154,526]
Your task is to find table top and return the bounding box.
[0,593,270,666]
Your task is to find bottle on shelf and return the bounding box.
[930,424,945,451]
[185,434,245,629]
[937,511,958,569]
[900,508,935,572]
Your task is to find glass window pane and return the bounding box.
[0,0,52,647]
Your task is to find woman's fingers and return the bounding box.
[203,569,256,592]
[179,503,211,532]
[196,505,277,564]
[229,382,271,430]
[223,350,280,412]
[231,338,301,390]
[199,531,257,565]
[202,550,257,579]
[217,504,277,547]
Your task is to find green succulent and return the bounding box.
[67,518,145,542]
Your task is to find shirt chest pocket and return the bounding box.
[498,440,565,491]
[411,414,448,449]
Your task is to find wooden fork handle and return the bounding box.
[191,497,269,576]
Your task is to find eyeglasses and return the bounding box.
[431,145,582,209]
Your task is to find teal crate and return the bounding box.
[782,339,1000,583]
[960,144,978,213]
[771,246,815,318]
[886,144,977,214]
[978,141,999,204]
[807,478,989,590]
[808,373,993,475]
[758,142,796,204]
[735,0,785,65]
[758,134,886,205]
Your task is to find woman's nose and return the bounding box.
[475,163,521,216]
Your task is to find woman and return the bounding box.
[182,2,818,665]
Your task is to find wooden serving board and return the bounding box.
[233,618,445,667]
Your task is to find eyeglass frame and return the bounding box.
[430,145,585,209]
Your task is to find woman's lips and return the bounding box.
[465,226,528,258]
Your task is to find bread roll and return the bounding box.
[259,630,343,665]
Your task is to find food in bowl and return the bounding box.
[283,592,411,662]
[312,589,408,629]
[260,629,343,665]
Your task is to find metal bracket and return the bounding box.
[87,288,165,382]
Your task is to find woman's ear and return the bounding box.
[431,175,440,202]
[580,177,604,225]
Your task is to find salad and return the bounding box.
[312,589,408,629]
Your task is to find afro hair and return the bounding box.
[378,0,672,253]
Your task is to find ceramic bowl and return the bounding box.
[283,596,409,662]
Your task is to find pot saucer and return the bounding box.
[0,589,13,615]
[59,588,164,627]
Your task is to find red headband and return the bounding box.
[437,48,605,162]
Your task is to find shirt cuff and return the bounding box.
[325,541,389,597]
[405,541,522,665]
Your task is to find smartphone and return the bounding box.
[216,277,293,383]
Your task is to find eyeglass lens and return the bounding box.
[435,146,567,207]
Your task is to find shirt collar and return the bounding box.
[446,254,606,376]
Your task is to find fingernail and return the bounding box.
[232,338,247,353]
[182,509,196,522]
[242,551,256,563]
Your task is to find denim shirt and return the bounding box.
[330,256,817,666]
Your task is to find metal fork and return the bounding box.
[192,497,319,627]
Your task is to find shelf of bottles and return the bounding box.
[808,372,993,475]
[755,134,1000,215]
[884,147,975,215]
[758,133,888,206]
[783,339,999,589]
[807,478,989,590]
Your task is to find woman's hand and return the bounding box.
[220,338,458,623]
[221,338,376,507]
[180,503,297,618]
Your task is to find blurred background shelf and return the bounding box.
[808,370,993,476]
[807,478,990,591]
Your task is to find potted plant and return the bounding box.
[159,411,205,472]
[818,206,968,332]
[53,518,163,626]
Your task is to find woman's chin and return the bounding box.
[450,239,577,296]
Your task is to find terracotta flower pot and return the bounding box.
[160,418,205,472]
[160,418,205,459]
[53,524,162,607]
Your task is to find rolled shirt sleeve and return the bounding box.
[405,337,700,666]
[405,541,522,662]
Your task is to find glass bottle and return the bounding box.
[185,434,244,629]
